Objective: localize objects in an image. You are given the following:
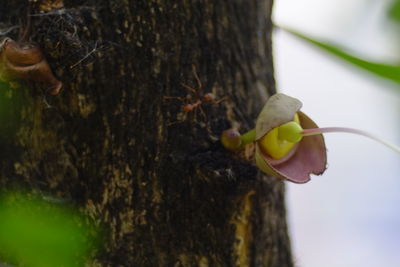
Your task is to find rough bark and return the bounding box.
[0,0,293,266]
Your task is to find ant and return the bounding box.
[164,65,225,126]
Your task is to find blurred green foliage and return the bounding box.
[0,192,100,267]
[282,28,400,85]
[280,0,400,86]
[388,0,400,22]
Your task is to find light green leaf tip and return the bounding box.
[280,26,400,85]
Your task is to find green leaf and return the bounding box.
[281,27,400,85]
[388,0,400,23]
[0,192,100,267]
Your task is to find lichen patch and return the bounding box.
[231,190,255,267]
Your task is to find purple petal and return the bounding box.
[262,112,327,183]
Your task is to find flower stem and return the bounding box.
[240,128,256,146]
[302,127,400,154]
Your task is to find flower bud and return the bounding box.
[221,129,242,151]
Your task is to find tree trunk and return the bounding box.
[0,0,293,266]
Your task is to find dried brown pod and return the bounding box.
[0,38,62,95]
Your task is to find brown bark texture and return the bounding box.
[0,0,293,266]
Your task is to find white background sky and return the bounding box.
[273,0,400,266]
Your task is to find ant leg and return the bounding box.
[191,64,202,92]
[212,96,228,104]
[167,111,188,126]
[167,120,184,126]
[191,105,197,122]
[198,105,207,122]
[180,83,197,96]
[163,95,188,101]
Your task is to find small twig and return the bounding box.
[0,26,20,36]
[29,9,67,17]
[69,40,105,69]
